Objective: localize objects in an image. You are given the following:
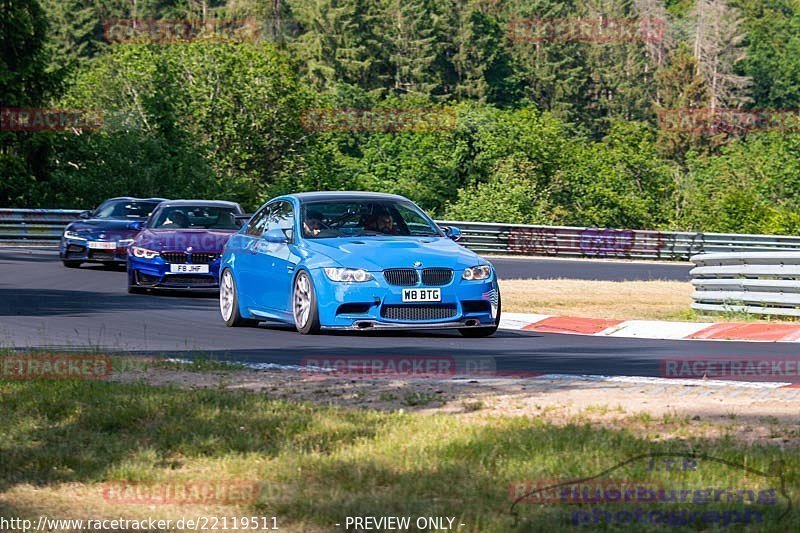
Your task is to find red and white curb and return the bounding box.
[500,313,800,342]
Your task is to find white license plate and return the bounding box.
[88,241,116,249]
[170,264,209,273]
[402,288,441,302]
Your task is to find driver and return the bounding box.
[375,212,397,234]
[303,210,325,237]
[164,210,188,228]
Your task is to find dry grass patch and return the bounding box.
[499,278,692,320]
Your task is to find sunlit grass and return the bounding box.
[0,371,796,531]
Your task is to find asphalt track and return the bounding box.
[0,249,794,379]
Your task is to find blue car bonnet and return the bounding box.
[302,235,485,270]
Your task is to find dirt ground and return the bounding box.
[112,365,800,448]
[499,278,694,320]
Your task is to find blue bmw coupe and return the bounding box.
[219,192,501,336]
[127,200,244,292]
[60,197,166,268]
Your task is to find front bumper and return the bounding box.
[310,268,499,330]
[60,239,129,264]
[321,319,488,331]
[128,255,222,289]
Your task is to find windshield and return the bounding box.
[301,200,441,239]
[151,205,240,230]
[93,200,161,220]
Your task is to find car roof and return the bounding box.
[103,197,169,203]
[287,191,410,203]
[156,200,242,208]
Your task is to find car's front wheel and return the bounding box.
[220,269,258,327]
[459,292,501,338]
[293,271,320,334]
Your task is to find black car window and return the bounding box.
[151,206,241,229]
[245,205,270,236]
[94,200,161,219]
[267,201,294,241]
[300,200,440,239]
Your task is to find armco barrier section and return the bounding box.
[690,252,800,317]
[437,221,800,260]
[0,209,84,245]
[1,209,800,261]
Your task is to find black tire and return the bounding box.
[292,270,321,334]
[127,268,147,294]
[459,291,501,338]
[220,268,259,327]
[62,260,82,268]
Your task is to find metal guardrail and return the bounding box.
[0,209,84,245]
[437,221,800,260]
[690,252,800,317]
[1,209,799,262]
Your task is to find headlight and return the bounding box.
[462,265,492,280]
[118,238,135,247]
[323,268,373,282]
[132,246,159,260]
[63,230,86,240]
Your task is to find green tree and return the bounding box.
[444,155,555,224]
[57,42,311,209]
[739,0,800,109]
[0,0,56,207]
[678,132,800,234]
[553,122,674,228]
[373,0,438,96]
[288,0,374,91]
[449,2,520,105]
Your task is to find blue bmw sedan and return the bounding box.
[219,192,501,336]
[59,197,166,268]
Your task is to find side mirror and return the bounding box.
[235,214,251,228]
[128,220,145,231]
[443,226,462,241]
[264,228,289,244]
[79,210,92,219]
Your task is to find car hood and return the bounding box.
[64,219,143,240]
[303,236,486,271]
[136,229,237,253]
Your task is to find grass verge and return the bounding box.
[0,359,797,532]
[499,279,693,320]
